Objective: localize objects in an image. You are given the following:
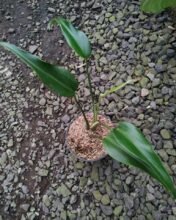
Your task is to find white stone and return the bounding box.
[29,45,38,54]
[141,88,149,97]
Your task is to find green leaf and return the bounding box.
[49,18,91,59]
[0,41,78,97]
[100,80,132,98]
[103,122,176,198]
[141,0,176,13]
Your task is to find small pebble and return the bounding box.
[141,88,149,97]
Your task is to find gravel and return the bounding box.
[141,88,149,97]
[160,129,171,139]
[0,0,176,219]
[29,45,38,54]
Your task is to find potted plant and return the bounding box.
[0,18,176,199]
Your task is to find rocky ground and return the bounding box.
[0,0,176,219]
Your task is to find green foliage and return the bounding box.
[0,42,78,97]
[103,122,176,199]
[141,0,176,13]
[49,18,91,59]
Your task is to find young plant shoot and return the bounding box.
[0,17,176,199]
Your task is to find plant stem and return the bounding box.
[94,96,101,121]
[99,122,112,131]
[85,59,96,122]
[74,95,90,130]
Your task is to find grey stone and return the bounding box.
[101,194,110,205]
[141,88,149,97]
[93,190,102,201]
[134,65,144,76]
[129,37,137,43]
[155,64,165,73]
[141,56,148,65]
[165,121,174,129]
[109,16,115,22]
[46,106,52,115]
[126,175,134,185]
[100,204,113,216]
[140,77,149,87]
[160,129,171,139]
[20,204,30,211]
[99,57,108,64]
[56,183,71,197]
[39,98,46,106]
[42,195,50,207]
[67,211,76,219]
[149,34,157,41]
[168,216,176,220]
[98,38,106,45]
[152,78,160,87]
[48,7,56,13]
[105,166,111,176]
[5,173,14,182]
[138,215,146,220]
[122,41,129,49]
[147,185,155,194]
[147,72,155,81]
[84,88,90,97]
[29,45,38,54]
[146,213,153,220]
[132,96,140,105]
[70,15,76,22]
[0,175,5,181]
[114,178,121,186]
[124,195,134,209]
[21,185,29,194]
[146,193,155,201]
[161,86,169,95]
[109,72,116,81]
[113,205,123,216]
[21,215,26,220]
[75,162,84,169]
[108,101,116,111]
[0,152,7,166]
[150,101,157,109]
[98,16,104,24]
[148,63,155,68]
[70,194,78,204]
[78,74,86,82]
[61,114,70,123]
[38,168,48,176]
[91,166,99,181]
[8,28,15,33]
[8,138,13,147]
[166,149,176,156]
[92,2,101,9]
[167,49,175,57]
[163,141,173,149]
[80,177,87,187]
[60,210,67,219]
[112,28,118,34]
[172,207,176,215]
[158,149,168,161]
